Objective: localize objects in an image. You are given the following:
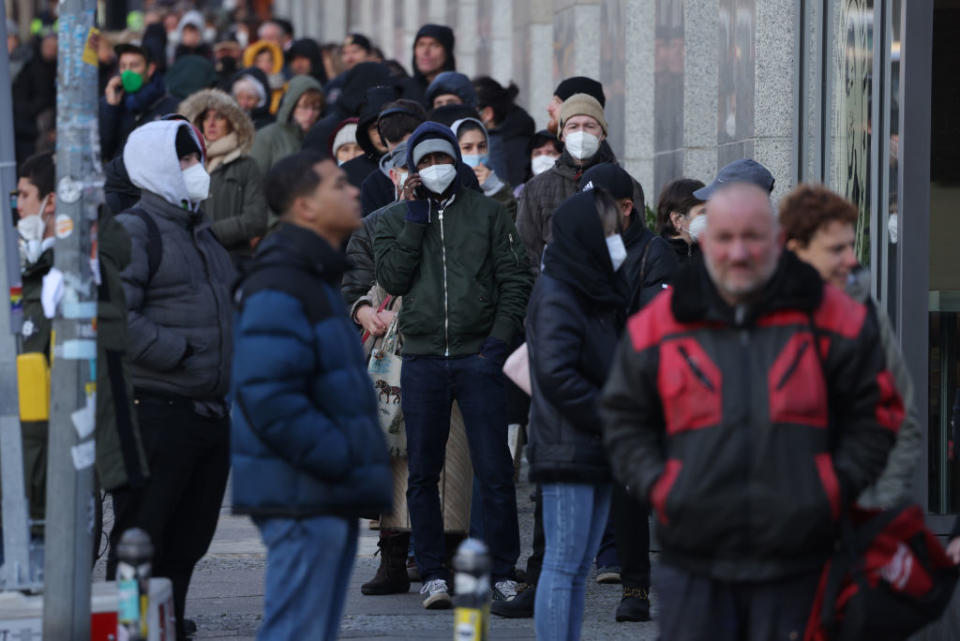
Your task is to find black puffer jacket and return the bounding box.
[602,252,902,582]
[621,218,678,315]
[526,191,625,484]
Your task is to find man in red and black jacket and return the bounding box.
[601,182,903,641]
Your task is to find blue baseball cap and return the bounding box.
[693,159,775,200]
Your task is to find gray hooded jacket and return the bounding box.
[116,120,237,400]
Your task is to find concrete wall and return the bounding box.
[298,0,797,199]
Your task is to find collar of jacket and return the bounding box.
[622,213,652,249]
[256,222,350,286]
[554,140,618,180]
[139,190,204,228]
[671,250,824,326]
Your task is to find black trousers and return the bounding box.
[612,484,651,589]
[106,393,230,641]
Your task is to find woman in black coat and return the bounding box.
[526,188,626,641]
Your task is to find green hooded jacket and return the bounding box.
[248,75,324,176]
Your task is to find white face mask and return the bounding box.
[606,233,627,272]
[203,27,217,42]
[236,30,249,49]
[564,131,600,161]
[17,195,51,266]
[531,154,556,176]
[688,214,708,243]
[418,164,457,195]
[182,163,211,202]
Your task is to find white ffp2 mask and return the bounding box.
[564,131,600,161]
[688,214,708,242]
[182,163,211,202]
[606,234,627,271]
[531,155,556,176]
[418,164,457,195]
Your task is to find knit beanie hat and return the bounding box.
[559,94,608,136]
[411,134,458,167]
[331,122,358,157]
[415,24,455,53]
[554,76,606,107]
[175,125,203,160]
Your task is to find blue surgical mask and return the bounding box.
[461,154,489,169]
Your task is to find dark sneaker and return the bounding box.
[420,578,452,609]
[183,618,198,638]
[491,583,534,618]
[615,587,651,622]
[596,566,622,584]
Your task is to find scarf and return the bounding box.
[204,132,241,173]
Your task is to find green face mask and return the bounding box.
[120,69,144,93]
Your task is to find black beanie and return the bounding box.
[415,24,455,53]
[554,76,606,107]
[175,126,201,160]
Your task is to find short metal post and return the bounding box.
[116,528,153,641]
[452,538,491,641]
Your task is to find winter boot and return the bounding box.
[615,586,651,622]
[361,530,411,595]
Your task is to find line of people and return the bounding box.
[7,8,928,641]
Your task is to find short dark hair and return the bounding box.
[779,183,859,247]
[472,76,519,125]
[656,178,705,237]
[264,150,328,216]
[20,152,55,198]
[378,99,426,144]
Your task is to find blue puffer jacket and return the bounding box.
[230,222,392,518]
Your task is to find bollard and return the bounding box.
[116,528,154,641]
[452,538,491,641]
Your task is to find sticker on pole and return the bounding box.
[83,28,100,67]
[57,176,82,204]
[55,214,74,239]
[71,441,95,470]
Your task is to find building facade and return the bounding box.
[284,0,955,529]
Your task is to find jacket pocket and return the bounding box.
[768,333,828,428]
[658,338,722,435]
[813,453,841,520]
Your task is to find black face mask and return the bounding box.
[217,56,238,76]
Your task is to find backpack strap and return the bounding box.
[128,207,162,284]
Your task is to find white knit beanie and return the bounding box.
[332,123,358,156]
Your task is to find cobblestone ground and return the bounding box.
[96,466,660,640]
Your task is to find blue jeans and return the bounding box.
[255,516,358,641]
[535,482,613,641]
[401,354,520,582]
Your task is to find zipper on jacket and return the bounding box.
[193,228,224,395]
[508,232,520,267]
[735,303,752,556]
[678,345,714,391]
[438,207,451,356]
[775,340,809,390]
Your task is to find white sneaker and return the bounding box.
[420,578,452,609]
[493,579,519,602]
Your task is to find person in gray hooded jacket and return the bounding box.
[108,119,236,641]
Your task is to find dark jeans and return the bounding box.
[655,563,820,641]
[613,485,651,589]
[401,354,520,582]
[526,484,545,585]
[107,393,230,641]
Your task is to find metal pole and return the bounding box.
[43,2,101,637]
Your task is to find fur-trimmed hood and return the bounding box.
[179,88,256,159]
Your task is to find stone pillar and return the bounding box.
[352,0,375,35]
[489,0,514,85]
[553,0,602,81]
[402,0,421,71]
[753,0,797,199]
[321,0,349,44]
[682,0,719,184]
[621,0,656,192]
[457,0,479,78]
[522,0,555,130]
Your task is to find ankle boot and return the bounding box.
[361,531,411,595]
[615,585,651,622]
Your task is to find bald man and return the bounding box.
[601,182,902,641]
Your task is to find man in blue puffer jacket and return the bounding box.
[231,150,392,641]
